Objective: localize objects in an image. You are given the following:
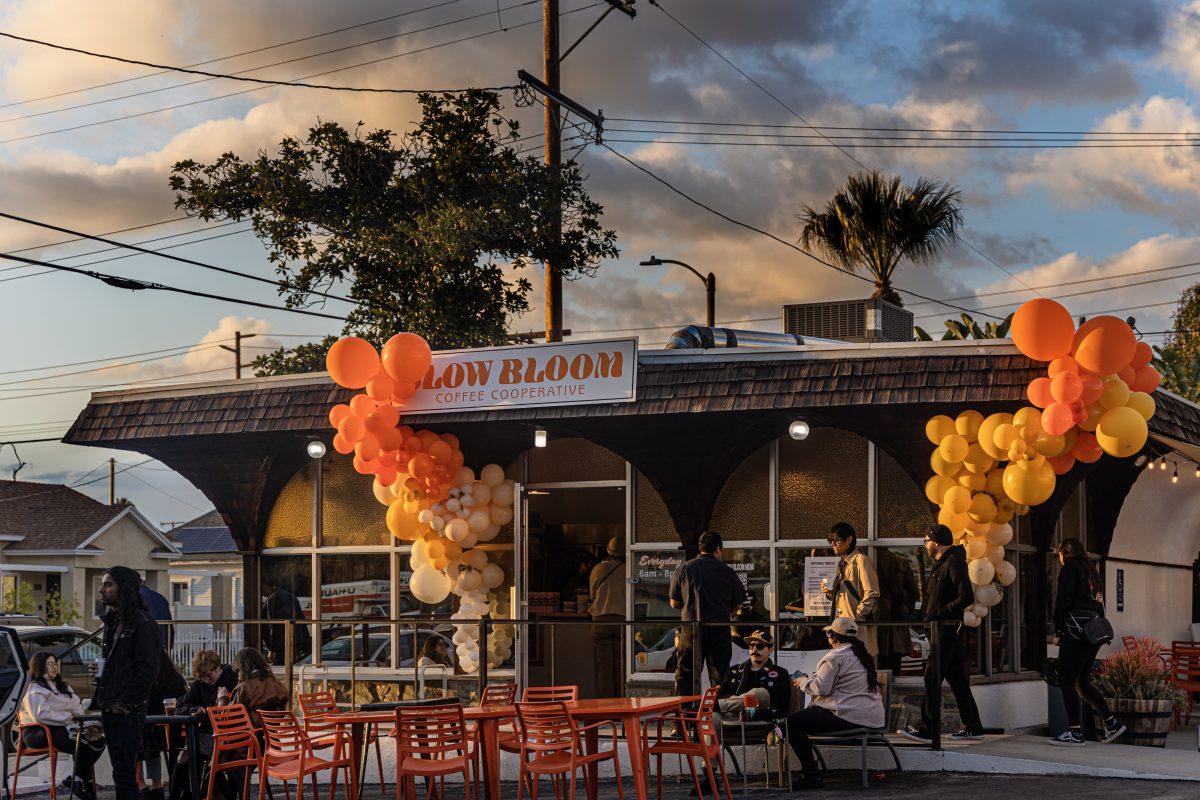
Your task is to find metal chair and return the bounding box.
[514,701,623,800]
[499,686,579,757]
[718,693,790,792]
[807,669,903,789]
[206,705,263,800]
[1170,643,1200,726]
[257,709,349,800]
[394,702,474,800]
[468,684,518,796]
[299,690,388,795]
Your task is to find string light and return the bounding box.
[1172,464,1179,484]
[1160,458,1168,470]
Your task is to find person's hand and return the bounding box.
[1051,635,1061,646]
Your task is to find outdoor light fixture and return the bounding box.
[1134,454,1149,469]
[534,428,548,448]
[1160,458,1168,470]
[306,440,327,459]
[788,420,811,440]
[1173,464,1179,484]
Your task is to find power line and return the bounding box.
[605,126,1200,143]
[123,470,207,512]
[603,137,1200,149]
[0,344,226,387]
[0,458,155,502]
[0,30,519,95]
[0,366,238,403]
[0,340,231,376]
[608,116,1200,137]
[0,251,348,321]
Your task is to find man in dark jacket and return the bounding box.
[716,629,792,719]
[261,575,312,664]
[898,524,985,743]
[670,531,747,696]
[93,567,162,800]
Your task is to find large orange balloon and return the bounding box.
[1131,365,1161,394]
[381,333,433,384]
[1072,316,1137,376]
[1042,401,1075,436]
[1011,299,1075,362]
[326,337,380,389]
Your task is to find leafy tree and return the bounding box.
[45,588,79,626]
[2,581,35,616]
[1153,283,1200,401]
[170,90,618,374]
[914,313,1013,341]
[799,171,963,306]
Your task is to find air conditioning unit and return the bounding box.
[782,299,914,343]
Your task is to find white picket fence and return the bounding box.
[171,625,244,668]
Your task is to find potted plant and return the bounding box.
[1093,637,1183,747]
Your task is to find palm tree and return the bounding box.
[914,313,1013,342]
[798,171,964,306]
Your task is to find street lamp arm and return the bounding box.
[639,256,707,285]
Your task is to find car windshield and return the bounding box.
[23,632,97,664]
[320,636,386,662]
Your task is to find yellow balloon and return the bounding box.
[1018,453,1047,471]
[958,472,987,491]
[955,410,985,442]
[1099,376,1131,410]
[1013,406,1042,432]
[993,423,1020,452]
[939,433,969,463]
[1095,406,1149,458]
[977,413,1014,461]
[994,499,1015,524]
[931,450,963,477]
[965,535,988,560]
[925,475,958,505]
[937,506,971,533]
[1007,439,1029,461]
[962,442,995,474]
[1126,391,1155,422]
[968,492,997,523]
[1033,430,1066,457]
[985,468,1005,497]
[926,415,957,445]
[944,485,972,514]
[1078,403,1103,432]
[1002,461,1056,506]
[386,498,422,541]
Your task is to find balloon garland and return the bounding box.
[925,299,1160,627]
[325,335,516,673]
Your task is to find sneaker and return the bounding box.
[898,725,932,743]
[948,729,984,741]
[1101,719,1127,743]
[1050,729,1085,747]
[791,773,825,790]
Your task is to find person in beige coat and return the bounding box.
[824,522,880,656]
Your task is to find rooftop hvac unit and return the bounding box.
[782,298,914,343]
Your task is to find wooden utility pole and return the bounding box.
[108,458,115,505]
[219,331,257,379]
[543,0,563,343]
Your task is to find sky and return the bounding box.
[1,0,1200,525]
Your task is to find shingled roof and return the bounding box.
[0,480,126,550]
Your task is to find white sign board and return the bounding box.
[701,645,830,691]
[400,338,637,415]
[803,556,840,618]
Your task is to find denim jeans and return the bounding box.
[102,711,145,800]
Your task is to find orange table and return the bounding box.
[565,696,699,800]
[329,705,515,800]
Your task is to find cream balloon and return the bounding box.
[975,583,1002,607]
[480,464,506,487]
[963,611,980,628]
[460,531,479,549]
[986,545,1005,565]
[490,504,514,525]
[458,570,482,593]
[967,558,995,586]
[372,478,398,506]
[964,535,988,560]
[468,508,491,533]
[445,518,470,542]
[995,559,1017,586]
[477,524,501,542]
[465,549,489,570]
[454,466,476,487]
[985,522,1013,547]
[972,602,989,619]
[491,481,515,507]
[471,481,493,505]
[482,564,505,589]
[409,565,451,604]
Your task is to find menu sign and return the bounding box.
[803,556,840,618]
[398,338,637,415]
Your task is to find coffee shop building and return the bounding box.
[62,331,1200,731]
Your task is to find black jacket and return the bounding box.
[1053,558,1105,636]
[717,658,792,719]
[175,665,238,717]
[922,545,975,623]
[93,607,162,713]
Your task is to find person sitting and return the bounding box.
[716,629,791,721]
[228,648,288,726]
[786,617,885,791]
[19,652,105,800]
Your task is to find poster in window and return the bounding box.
[803,556,839,618]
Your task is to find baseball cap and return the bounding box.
[823,616,858,636]
[746,629,773,647]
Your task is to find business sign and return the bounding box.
[803,556,840,618]
[1116,568,1124,613]
[400,338,637,415]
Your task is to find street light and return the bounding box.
[639,256,716,328]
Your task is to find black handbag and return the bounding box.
[1081,614,1114,646]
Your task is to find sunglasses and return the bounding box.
[748,642,770,651]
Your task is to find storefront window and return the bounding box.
[529,437,625,483]
[320,458,388,547]
[877,449,932,540]
[710,446,770,541]
[779,428,868,540]
[874,547,926,676]
[259,555,313,664]
[776,548,835,651]
[634,472,677,543]
[630,549,684,676]
[263,464,314,548]
[721,547,770,626]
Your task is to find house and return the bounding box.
[168,510,243,622]
[0,481,180,628]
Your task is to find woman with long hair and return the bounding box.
[228,648,288,725]
[19,652,105,800]
[785,617,884,791]
[1050,538,1124,746]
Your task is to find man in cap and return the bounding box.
[716,629,792,720]
[589,537,626,697]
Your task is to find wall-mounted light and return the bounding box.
[534,428,548,448]
[306,440,326,459]
[788,420,810,440]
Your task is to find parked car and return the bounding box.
[16,626,101,699]
[298,627,453,668]
[634,628,677,673]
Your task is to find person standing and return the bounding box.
[1050,537,1125,746]
[93,567,162,800]
[670,531,746,696]
[875,547,918,675]
[898,524,985,743]
[589,537,626,697]
[260,575,311,663]
[825,523,880,658]
[137,576,172,800]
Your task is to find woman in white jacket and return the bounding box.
[786,616,885,791]
[19,652,105,800]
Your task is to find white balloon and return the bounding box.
[460,531,479,549]
[431,503,445,515]
[995,559,1017,586]
[452,630,469,645]
[409,565,451,604]
[460,494,477,508]
[482,564,505,589]
[986,522,1014,547]
[468,509,491,533]
[975,583,1003,608]
[972,602,989,619]
[431,516,446,532]
[490,505,514,525]
[445,518,470,542]
[459,570,482,592]
[491,482,514,507]
[480,463,505,487]
[413,539,429,559]
[471,482,492,505]
[417,509,434,524]
[963,611,980,628]
[464,625,479,640]
[446,498,461,513]
[456,508,470,519]
[986,545,1005,566]
[967,558,995,586]
[476,524,501,542]
[448,487,461,499]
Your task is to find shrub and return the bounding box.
[1095,637,1183,709]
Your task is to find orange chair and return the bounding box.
[206,705,263,800]
[11,722,97,800]
[393,702,474,800]
[468,684,518,793]
[1170,643,1200,726]
[299,690,388,794]
[642,687,732,800]
[257,709,350,800]
[500,686,580,756]
[514,701,623,800]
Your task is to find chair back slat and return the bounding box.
[522,685,579,703]
[259,709,311,759]
[692,686,721,741]
[394,703,468,758]
[480,683,517,707]
[877,669,892,732]
[207,705,259,750]
[299,690,339,733]
[514,702,576,754]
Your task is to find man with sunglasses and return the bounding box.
[716,630,792,720]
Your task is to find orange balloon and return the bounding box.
[1117,364,1136,387]
[332,434,354,455]
[350,394,376,417]
[1011,299,1075,362]
[405,435,425,453]
[1027,377,1053,408]
[1042,401,1075,436]
[377,466,397,486]
[408,452,434,478]
[1048,453,1075,475]
[1079,373,1104,405]
[1131,365,1161,394]
[441,432,460,449]
[326,337,380,389]
[1073,432,1102,463]
[328,404,353,428]
[1050,371,1083,404]
[427,440,453,464]
[417,429,440,447]
[355,436,380,462]
[352,453,378,474]
[338,414,366,443]
[1072,316,1137,376]
[363,411,389,435]
[449,451,465,471]
[1047,356,1078,377]
[381,333,433,384]
[366,372,395,401]
[377,426,403,451]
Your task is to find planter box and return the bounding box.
[1103,698,1173,747]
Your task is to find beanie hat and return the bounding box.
[928,523,954,547]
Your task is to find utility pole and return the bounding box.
[543,0,563,343]
[219,331,257,379]
[108,458,115,505]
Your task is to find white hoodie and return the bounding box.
[19,681,86,727]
